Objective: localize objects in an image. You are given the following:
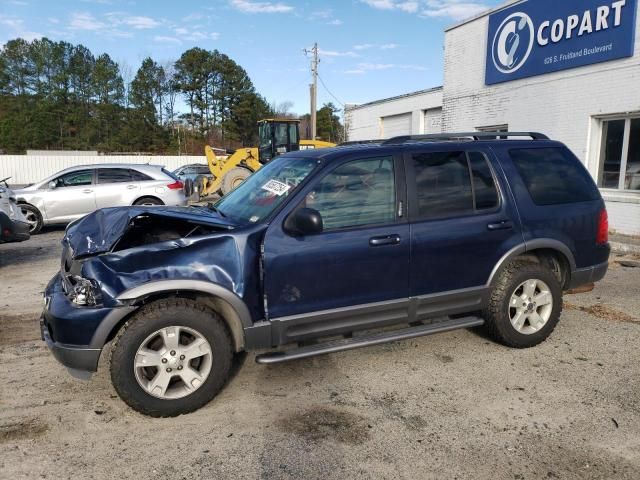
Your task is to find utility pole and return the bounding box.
[305,43,319,140]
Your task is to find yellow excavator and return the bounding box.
[199,119,335,197]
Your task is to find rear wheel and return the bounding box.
[19,204,43,234]
[133,197,164,206]
[109,299,233,417]
[221,167,251,196]
[484,261,562,348]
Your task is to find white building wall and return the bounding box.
[346,88,443,141]
[442,5,640,236]
[0,155,206,185]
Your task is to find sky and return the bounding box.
[0,0,503,115]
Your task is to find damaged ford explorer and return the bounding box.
[41,132,610,417]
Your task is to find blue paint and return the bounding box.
[485,0,637,85]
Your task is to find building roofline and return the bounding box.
[345,86,443,112]
[445,0,525,32]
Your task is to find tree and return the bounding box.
[0,37,285,154]
[299,103,344,143]
[174,48,210,135]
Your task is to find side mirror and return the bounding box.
[48,181,57,190]
[284,208,323,236]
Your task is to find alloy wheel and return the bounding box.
[21,208,39,233]
[508,278,554,335]
[134,326,213,400]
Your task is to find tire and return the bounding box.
[221,167,251,196]
[19,204,43,234]
[484,260,563,349]
[133,197,164,206]
[183,178,194,198]
[109,298,233,417]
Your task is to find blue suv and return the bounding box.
[41,132,610,416]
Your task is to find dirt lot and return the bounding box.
[1,230,639,480]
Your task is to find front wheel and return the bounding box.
[109,299,233,417]
[484,261,563,348]
[221,167,251,196]
[20,204,43,234]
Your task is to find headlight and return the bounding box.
[68,276,103,306]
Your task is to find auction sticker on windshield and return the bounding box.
[262,179,291,196]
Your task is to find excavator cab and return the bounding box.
[258,119,301,163]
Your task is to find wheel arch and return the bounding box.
[487,240,576,289]
[91,280,252,353]
[132,195,164,206]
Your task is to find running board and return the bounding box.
[255,316,484,365]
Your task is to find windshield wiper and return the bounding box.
[207,203,226,218]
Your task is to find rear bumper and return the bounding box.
[569,260,609,289]
[0,212,30,242]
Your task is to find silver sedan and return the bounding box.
[15,164,188,233]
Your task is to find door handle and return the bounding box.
[127,185,138,189]
[369,234,401,247]
[82,189,93,194]
[487,220,514,231]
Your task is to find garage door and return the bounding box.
[381,113,412,139]
[424,108,442,134]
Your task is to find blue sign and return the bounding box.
[485,0,638,85]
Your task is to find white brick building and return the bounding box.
[345,0,640,236]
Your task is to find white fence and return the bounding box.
[0,155,206,185]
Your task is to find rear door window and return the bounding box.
[97,168,131,184]
[510,148,600,205]
[410,151,499,220]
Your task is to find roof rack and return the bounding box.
[382,131,549,145]
[338,140,383,146]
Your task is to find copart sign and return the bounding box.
[485,0,637,85]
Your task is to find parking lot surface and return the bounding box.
[1,230,639,479]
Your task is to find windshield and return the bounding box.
[215,157,318,223]
[258,122,272,149]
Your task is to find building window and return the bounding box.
[599,117,640,191]
[477,124,508,139]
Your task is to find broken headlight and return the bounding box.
[68,276,103,307]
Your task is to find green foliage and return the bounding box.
[0,38,277,154]
[300,102,344,143]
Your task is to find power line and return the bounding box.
[317,73,345,108]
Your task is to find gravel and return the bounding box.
[1,230,639,479]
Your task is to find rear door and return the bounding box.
[405,146,524,318]
[94,168,141,208]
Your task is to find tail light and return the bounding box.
[167,180,184,190]
[596,208,609,245]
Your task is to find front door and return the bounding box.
[263,155,410,343]
[405,146,524,319]
[44,169,97,222]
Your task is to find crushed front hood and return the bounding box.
[65,206,236,257]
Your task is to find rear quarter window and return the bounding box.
[510,148,600,205]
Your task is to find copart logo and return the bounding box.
[492,12,535,74]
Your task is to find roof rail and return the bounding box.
[338,139,383,146]
[382,131,549,145]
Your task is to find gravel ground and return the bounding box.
[1,230,639,480]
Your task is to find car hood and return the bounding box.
[65,206,237,257]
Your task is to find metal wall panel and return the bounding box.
[0,156,205,185]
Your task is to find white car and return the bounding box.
[15,164,188,234]
[0,177,30,243]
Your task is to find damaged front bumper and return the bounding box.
[40,273,133,378]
